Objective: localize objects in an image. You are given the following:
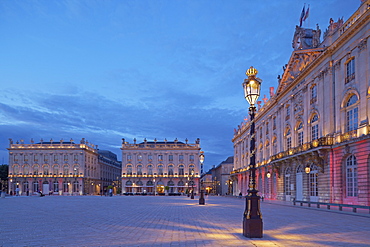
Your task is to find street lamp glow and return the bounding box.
[243,67,262,106]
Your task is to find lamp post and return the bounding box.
[242,66,263,238]
[199,151,205,205]
[190,170,194,199]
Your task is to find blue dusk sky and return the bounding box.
[0,0,360,171]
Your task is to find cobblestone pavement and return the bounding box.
[1,195,370,247]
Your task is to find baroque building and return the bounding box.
[121,138,202,195]
[232,1,370,206]
[7,138,120,195]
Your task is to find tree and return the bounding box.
[0,165,8,191]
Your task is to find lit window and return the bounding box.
[158,155,163,161]
[284,168,291,196]
[311,114,319,141]
[286,128,291,150]
[346,95,358,132]
[297,122,303,146]
[178,165,184,175]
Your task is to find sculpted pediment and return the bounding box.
[276,48,324,95]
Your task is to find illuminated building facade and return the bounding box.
[98,150,122,194]
[232,1,370,206]
[121,138,202,195]
[7,138,119,195]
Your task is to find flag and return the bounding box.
[299,5,305,27]
[303,5,310,21]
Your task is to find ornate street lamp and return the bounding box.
[190,170,195,199]
[199,151,205,205]
[242,66,263,238]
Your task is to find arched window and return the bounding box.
[265,140,270,159]
[272,136,277,154]
[296,122,303,146]
[346,95,358,132]
[189,165,195,175]
[63,164,69,175]
[137,164,143,175]
[13,165,19,175]
[33,165,39,175]
[311,114,319,141]
[126,165,132,175]
[147,164,153,175]
[285,127,292,150]
[53,165,59,175]
[158,164,164,175]
[43,165,49,175]
[284,167,291,196]
[73,165,79,175]
[346,155,358,197]
[179,165,184,176]
[23,165,29,175]
[168,164,174,175]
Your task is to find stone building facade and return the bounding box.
[121,138,202,195]
[232,1,370,206]
[7,138,120,195]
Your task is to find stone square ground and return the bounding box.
[1,195,369,246]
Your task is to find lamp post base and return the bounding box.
[199,190,205,205]
[242,194,263,238]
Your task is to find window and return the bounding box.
[168,165,174,175]
[34,155,38,162]
[311,114,319,141]
[189,165,195,175]
[53,165,59,175]
[266,122,269,135]
[24,155,28,162]
[148,155,152,161]
[272,137,277,154]
[137,165,143,175]
[127,165,132,175]
[33,165,39,175]
[73,165,79,176]
[54,155,58,162]
[284,168,291,196]
[169,155,173,161]
[346,95,358,132]
[286,105,290,120]
[33,182,39,193]
[265,141,270,158]
[23,165,29,175]
[63,182,69,193]
[147,165,153,175]
[273,117,277,130]
[179,155,184,161]
[158,165,164,175]
[44,155,48,162]
[189,155,194,161]
[311,85,317,103]
[179,165,184,175]
[158,155,163,161]
[53,181,59,192]
[74,155,78,161]
[309,165,319,197]
[346,155,357,197]
[43,165,49,175]
[346,58,355,83]
[285,128,292,150]
[297,122,304,146]
[63,165,69,175]
[64,155,68,161]
[73,181,79,193]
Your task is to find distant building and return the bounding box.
[214,156,234,196]
[232,1,370,206]
[202,156,234,196]
[121,138,202,195]
[7,138,119,195]
[98,150,122,194]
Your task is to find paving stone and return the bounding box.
[1,196,370,246]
